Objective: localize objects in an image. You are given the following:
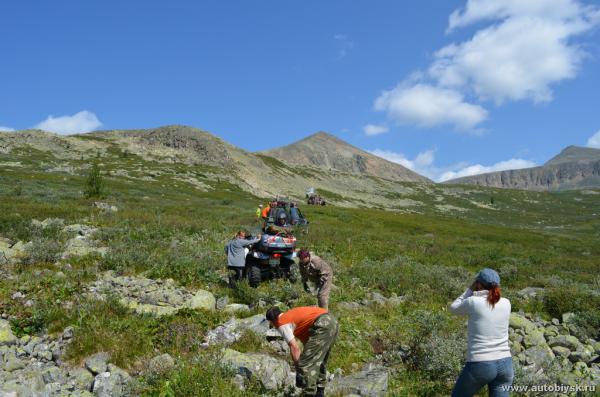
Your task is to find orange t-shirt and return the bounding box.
[261,207,270,218]
[275,306,327,343]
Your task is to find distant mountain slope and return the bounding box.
[259,132,430,183]
[445,146,600,191]
[0,126,430,208]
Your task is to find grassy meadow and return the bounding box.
[1,149,599,396]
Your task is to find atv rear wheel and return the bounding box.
[248,264,262,288]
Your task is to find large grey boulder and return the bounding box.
[326,364,389,397]
[221,348,295,392]
[548,335,582,352]
[69,367,96,391]
[62,236,108,259]
[92,364,131,397]
[523,344,555,367]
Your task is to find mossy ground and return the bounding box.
[1,148,599,396]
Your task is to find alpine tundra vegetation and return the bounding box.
[0,127,599,396]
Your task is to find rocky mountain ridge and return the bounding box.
[445,146,600,191]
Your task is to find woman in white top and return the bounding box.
[449,268,513,397]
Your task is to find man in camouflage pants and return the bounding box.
[297,249,333,310]
[266,306,339,397]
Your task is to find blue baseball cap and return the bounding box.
[476,268,500,287]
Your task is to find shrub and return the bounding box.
[23,238,62,265]
[139,353,264,397]
[345,256,469,303]
[84,163,104,198]
[569,311,600,340]
[544,285,600,318]
[402,310,465,381]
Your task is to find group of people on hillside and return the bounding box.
[256,200,303,227]
[226,211,513,396]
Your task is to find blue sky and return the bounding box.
[1,0,599,181]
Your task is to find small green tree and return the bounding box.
[85,163,104,198]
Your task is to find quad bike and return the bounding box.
[245,232,299,287]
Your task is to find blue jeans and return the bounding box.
[451,357,514,397]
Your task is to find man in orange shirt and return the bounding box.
[266,306,339,397]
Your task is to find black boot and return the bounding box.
[315,386,325,397]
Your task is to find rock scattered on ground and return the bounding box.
[93,202,118,213]
[61,224,108,259]
[221,348,296,393]
[203,314,280,347]
[87,271,216,316]
[326,363,389,397]
[31,218,65,229]
[0,321,131,396]
[338,292,407,310]
[0,238,30,266]
[509,312,600,389]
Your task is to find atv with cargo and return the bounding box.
[244,199,307,287]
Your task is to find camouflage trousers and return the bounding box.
[297,313,339,396]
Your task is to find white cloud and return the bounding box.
[439,158,537,181]
[34,110,102,135]
[587,129,600,148]
[370,147,536,182]
[433,3,598,104]
[374,83,488,131]
[334,34,354,59]
[0,126,15,132]
[363,124,389,136]
[373,0,599,129]
[448,0,599,31]
[370,148,440,179]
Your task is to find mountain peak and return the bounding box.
[259,132,430,183]
[545,145,600,166]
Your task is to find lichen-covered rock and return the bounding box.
[62,236,108,259]
[523,344,555,367]
[187,290,216,311]
[87,271,216,317]
[85,352,110,375]
[0,319,17,346]
[551,346,571,358]
[509,313,536,333]
[523,329,546,348]
[326,364,389,397]
[70,367,95,391]
[221,348,295,391]
[548,335,582,351]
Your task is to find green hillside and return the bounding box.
[1,142,599,396]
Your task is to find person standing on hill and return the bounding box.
[449,268,513,397]
[297,249,332,310]
[224,230,261,287]
[266,306,338,397]
[256,204,263,221]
